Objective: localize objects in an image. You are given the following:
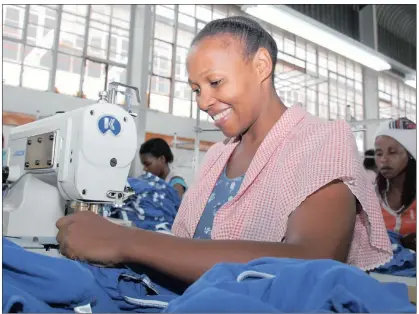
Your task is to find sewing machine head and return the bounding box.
[3,102,138,243]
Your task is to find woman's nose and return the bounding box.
[197,93,216,112]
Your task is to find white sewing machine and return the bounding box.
[3,88,139,254]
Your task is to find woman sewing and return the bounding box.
[139,138,188,199]
[56,16,391,284]
[374,118,416,250]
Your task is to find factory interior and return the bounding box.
[1,4,418,313]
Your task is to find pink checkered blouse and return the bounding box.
[172,105,392,270]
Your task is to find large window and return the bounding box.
[2,4,132,100]
[149,5,229,122]
[148,5,367,150]
[378,74,417,123]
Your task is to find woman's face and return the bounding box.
[140,153,165,178]
[186,35,269,138]
[374,135,409,179]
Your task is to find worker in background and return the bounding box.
[139,138,188,199]
[56,16,392,285]
[363,149,377,185]
[374,118,416,251]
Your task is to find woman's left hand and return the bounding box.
[56,211,134,265]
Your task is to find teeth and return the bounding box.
[213,108,231,121]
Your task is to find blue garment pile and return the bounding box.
[374,230,416,277]
[164,257,416,313]
[2,238,178,313]
[105,172,181,233]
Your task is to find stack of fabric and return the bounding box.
[165,257,416,313]
[104,172,181,233]
[3,238,178,313]
[3,237,416,313]
[374,230,416,277]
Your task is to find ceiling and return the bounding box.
[375,4,416,47]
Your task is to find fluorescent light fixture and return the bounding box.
[405,79,416,89]
[404,74,416,89]
[242,5,391,72]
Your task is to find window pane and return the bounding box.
[150,76,170,96]
[156,5,175,21]
[87,27,109,59]
[179,5,195,16]
[150,93,170,113]
[61,13,86,36]
[109,36,129,65]
[3,62,21,86]
[284,38,295,56]
[176,29,195,48]
[22,66,50,91]
[178,13,195,29]
[174,81,192,100]
[23,46,53,69]
[153,40,172,77]
[55,54,82,96]
[3,5,26,40]
[83,60,106,99]
[3,40,23,62]
[63,5,88,16]
[155,21,174,42]
[112,5,131,23]
[91,5,111,16]
[175,47,189,81]
[108,65,127,85]
[173,98,192,117]
[59,31,85,56]
[196,5,212,22]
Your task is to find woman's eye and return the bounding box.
[210,80,221,87]
[192,88,200,95]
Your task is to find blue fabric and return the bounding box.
[105,173,180,232]
[193,167,244,239]
[2,238,119,313]
[2,238,178,313]
[374,230,416,277]
[168,177,187,191]
[80,263,178,313]
[164,258,416,313]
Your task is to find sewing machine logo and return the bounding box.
[98,116,121,136]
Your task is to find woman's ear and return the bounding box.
[253,47,273,84]
[158,155,167,164]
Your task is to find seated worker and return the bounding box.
[139,138,188,199]
[363,149,377,185]
[56,16,392,285]
[374,118,416,251]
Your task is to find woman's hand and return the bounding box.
[56,211,134,265]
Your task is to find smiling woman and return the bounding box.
[56,16,392,286]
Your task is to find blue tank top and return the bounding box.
[193,167,245,239]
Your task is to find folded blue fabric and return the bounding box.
[374,230,416,277]
[164,258,416,313]
[105,173,180,232]
[80,263,178,313]
[2,238,119,313]
[3,238,178,313]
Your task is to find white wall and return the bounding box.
[2,85,224,184]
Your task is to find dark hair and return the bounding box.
[376,153,416,209]
[192,16,278,83]
[363,149,376,170]
[139,138,174,164]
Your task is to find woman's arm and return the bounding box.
[169,177,187,199]
[172,183,186,199]
[57,181,356,283]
